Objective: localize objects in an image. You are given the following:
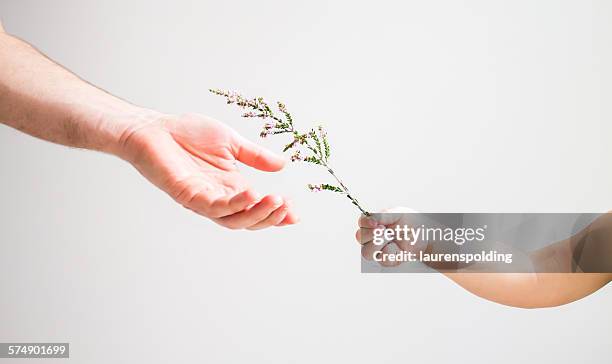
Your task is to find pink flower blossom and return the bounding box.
[308,184,322,192]
[290,151,303,162]
[226,91,240,104]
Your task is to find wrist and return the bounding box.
[76,99,164,158]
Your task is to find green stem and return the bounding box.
[323,163,370,216]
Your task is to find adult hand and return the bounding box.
[117,113,299,230]
[1,28,296,230]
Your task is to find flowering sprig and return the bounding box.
[209,89,370,216]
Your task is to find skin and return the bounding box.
[356,209,612,308]
[0,23,298,230]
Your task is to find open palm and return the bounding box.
[120,113,297,229]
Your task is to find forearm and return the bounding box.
[441,241,611,308]
[0,28,156,156]
[445,272,611,308]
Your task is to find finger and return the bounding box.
[247,203,289,230]
[355,228,373,245]
[190,188,259,218]
[357,224,391,246]
[214,195,284,229]
[275,202,299,226]
[358,214,379,228]
[213,189,261,217]
[380,243,401,267]
[233,134,285,172]
[361,241,386,261]
[276,211,299,226]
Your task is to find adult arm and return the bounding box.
[0,23,298,230]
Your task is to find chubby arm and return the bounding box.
[0,25,298,229]
[357,211,612,308]
[447,213,612,308]
[445,272,611,309]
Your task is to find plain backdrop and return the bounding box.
[0,1,610,363]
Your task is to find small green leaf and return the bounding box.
[321,184,343,193]
[310,129,323,159]
[319,127,330,161]
[304,156,321,165]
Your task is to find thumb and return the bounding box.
[233,134,286,172]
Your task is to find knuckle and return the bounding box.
[169,177,214,209]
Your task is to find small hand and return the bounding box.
[118,113,298,230]
[355,207,421,267]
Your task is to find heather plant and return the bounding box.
[210,89,370,216]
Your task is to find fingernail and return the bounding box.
[271,196,283,207]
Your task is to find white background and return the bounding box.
[0,1,610,363]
